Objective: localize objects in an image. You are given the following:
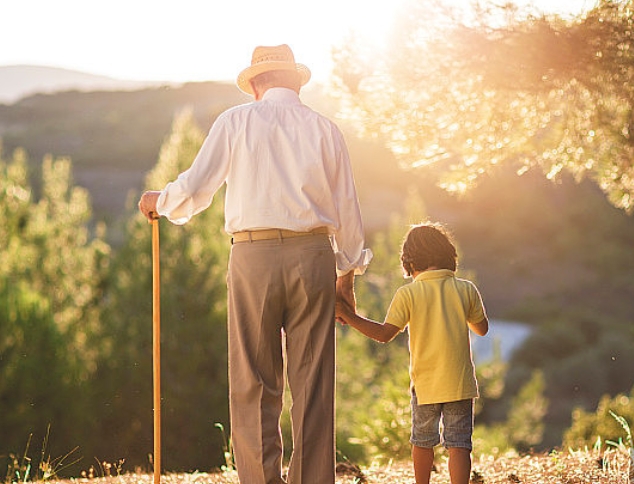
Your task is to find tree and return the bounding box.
[0,148,110,468]
[505,315,634,448]
[333,0,634,212]
[472,369,549,455]
[563,385,634,451]
[504,370,548,452]
[97,112,230,472]
[336,324,411,464]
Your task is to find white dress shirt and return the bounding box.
[156,87,371,275]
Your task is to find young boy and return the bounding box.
[336,222,488,484]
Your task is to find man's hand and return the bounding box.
[335,299,354,325]
[138,191,161,221]
[336,271,356,313]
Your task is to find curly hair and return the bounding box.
[400,222,457,276]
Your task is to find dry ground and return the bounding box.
[52,449,630,484]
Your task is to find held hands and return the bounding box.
[335,271,356,325]
[336,271,355,308]
[335,299,355,325]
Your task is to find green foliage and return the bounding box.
[2,427,82,484]
[95,112,230,471]
[334,0,634,213]
[213,423,235,472]
[336,327,411,464]
[508,316,634,447]
[563,386,634,450]
[474,370,548,455]
[505,370,548,452]
[0,147,110,470]
[439,165,634,325]
[0,112,230,475]
[608,411,633,449]
[476,345,507,406]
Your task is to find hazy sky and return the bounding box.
[1,0,594,84]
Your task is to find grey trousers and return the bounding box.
[227,234,337,484]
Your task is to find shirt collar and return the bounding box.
[261,87,302,105]
[413,269,455,282]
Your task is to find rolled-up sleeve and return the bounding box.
[330,129,373,276]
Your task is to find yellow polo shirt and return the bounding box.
[385,269,486,405]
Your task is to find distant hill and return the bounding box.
[0,77,363,225]
[0,80,252,222]
[0,65,170,104]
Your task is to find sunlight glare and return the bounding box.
[0,0,597,83]
[312,0,594,80]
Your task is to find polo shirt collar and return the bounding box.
[413,269,455,282]
[261,87,302,104]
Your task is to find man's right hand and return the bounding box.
[138,190,161,221]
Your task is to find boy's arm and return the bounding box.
[468,317,489,336]
[336,301,401,343]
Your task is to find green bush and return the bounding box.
[0,149,110,471]
[336,327,411,464]
[563,386,634,450]
[95,113,230,471]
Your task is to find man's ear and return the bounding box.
[250,81,261,100]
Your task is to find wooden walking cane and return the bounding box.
[151,216,161,484]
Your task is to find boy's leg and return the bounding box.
[448,448,471,484]
[412,445,434,484]
[441,399,474,484]
[410,390,441,484]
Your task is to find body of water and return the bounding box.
[471,319,533,363]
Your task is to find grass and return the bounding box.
[3,426,81,484]
[29,448,630,484]
[5,421,633,484]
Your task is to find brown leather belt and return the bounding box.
[232,227,329,243]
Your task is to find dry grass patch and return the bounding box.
[45,449,630,484]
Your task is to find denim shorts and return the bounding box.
[410,389,474,450]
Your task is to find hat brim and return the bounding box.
[237,62,311,95]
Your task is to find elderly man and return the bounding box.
[138,44,371,484]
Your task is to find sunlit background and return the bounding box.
[2,0,633,478]
[1,0,594,83]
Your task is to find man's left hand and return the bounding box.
[336,271,356,312]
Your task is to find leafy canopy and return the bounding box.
[333,0,634,212]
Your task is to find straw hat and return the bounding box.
[237,44,311,95]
